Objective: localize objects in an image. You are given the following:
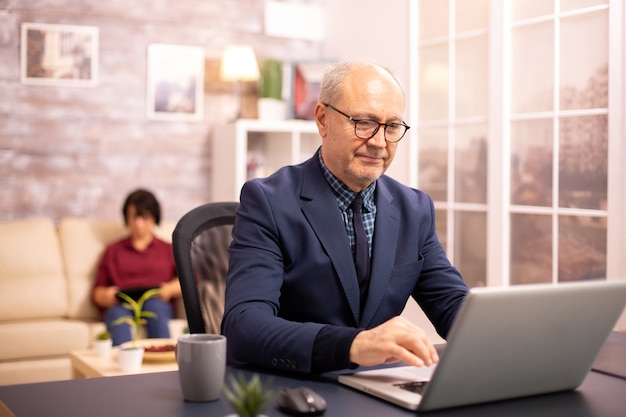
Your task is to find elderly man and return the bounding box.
[222,61,469,374]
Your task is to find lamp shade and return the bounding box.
[219,45,260,82]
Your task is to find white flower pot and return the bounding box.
[257,98,287,121]
[93,339,113,357]
[118,347,144,372]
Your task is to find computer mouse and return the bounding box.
[276,386,327,416]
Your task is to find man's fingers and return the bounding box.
[350,317,440,368]
[402,336,436,366]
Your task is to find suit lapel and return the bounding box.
[360,183,400,326]
[300,158,361,323]
[298,158,401,325]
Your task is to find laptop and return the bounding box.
[338,280,626,412]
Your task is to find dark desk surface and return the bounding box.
[1,368,625,417]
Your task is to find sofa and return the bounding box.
[0,217,187,386]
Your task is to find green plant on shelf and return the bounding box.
[258,59,283,100]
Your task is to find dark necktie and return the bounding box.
[351,193,371,308]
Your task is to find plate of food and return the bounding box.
[121,338,177,362]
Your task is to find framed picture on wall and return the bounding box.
[20,23,99,87]
[290,61,333,120]
[146,43,205,122]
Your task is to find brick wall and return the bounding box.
[0,0,323,224]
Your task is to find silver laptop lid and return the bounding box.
[419,280,626,411]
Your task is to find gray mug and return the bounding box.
[176,334,227,402]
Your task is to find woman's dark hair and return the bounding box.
[122,188,161,225]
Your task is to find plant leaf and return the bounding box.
[223,372,274,417]
[113,289,160,342]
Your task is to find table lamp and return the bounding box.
[219,44,260,120]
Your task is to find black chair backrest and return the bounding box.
[172,202,239,334]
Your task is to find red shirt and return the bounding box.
[94,237,177,291]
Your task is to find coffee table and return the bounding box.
[70,348,178,378]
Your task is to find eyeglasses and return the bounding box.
[323,103,410,143]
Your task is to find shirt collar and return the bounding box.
[317,149,376,212]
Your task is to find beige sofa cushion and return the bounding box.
[0,218,67,321]
[58,218,177,320]
[155,222,175,243]
[58,218,127,320]
[0,358,72,386]
[0,319,89,361]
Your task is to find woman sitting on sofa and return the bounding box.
[92,188,181,346]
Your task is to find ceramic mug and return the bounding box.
[175,334,227,402]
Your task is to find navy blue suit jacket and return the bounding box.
[222,154,468,372]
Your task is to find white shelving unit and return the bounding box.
[212,119,320,201]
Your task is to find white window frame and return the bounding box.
[409,0,625,315]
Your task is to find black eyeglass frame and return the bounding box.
[323,103,410,143]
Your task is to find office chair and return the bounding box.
[172,202,239,334]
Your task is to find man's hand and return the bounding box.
[349,316,439,367]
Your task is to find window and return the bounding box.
[413,0,490,288]
[411,0,624,289]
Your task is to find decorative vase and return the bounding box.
[118,346,144,372]
[257,98,287,121]
[93,338,113,357]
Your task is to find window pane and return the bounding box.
[559,115,607,210]
[455,35,489,117]
[511,0,554,21]
[511,213,552,285]
[455,211,487,288]
[511,22,554,113]
[418,128,448,201]
[455,0,489,32]
[561,0,607,13]
[511,119,553,206]
[560,11,608,110]
[455,124,487,204]
[558,215,606,281]
[419,0,448,39]
[419,44,449,121]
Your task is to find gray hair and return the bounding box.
[318,61,405,105]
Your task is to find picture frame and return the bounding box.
[146,43,205,122]
[20,22,99,87]
[290,61,333,120]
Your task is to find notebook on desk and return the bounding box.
[338,280,626,412]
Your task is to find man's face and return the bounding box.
[316,66,405,192]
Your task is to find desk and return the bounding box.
[0,368,625,417]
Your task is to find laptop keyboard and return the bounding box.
[394,381,428,395]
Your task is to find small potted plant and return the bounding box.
[93,330,112,357]
[113,288,161,371]
[257,58,286,120]
[223,372,273,417]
